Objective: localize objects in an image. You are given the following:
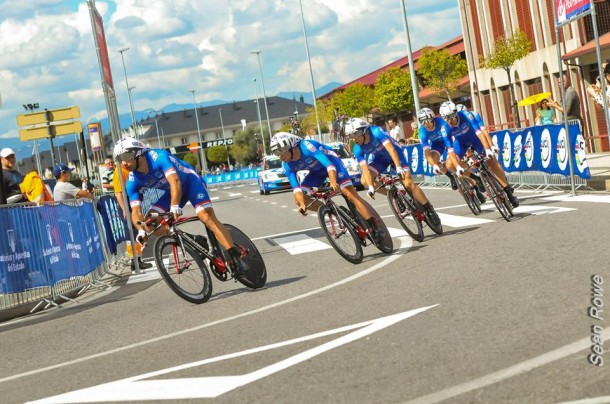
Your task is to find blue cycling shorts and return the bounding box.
[151,174,212,214]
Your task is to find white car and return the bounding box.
[257,155,291,195]
[296,142,363,189]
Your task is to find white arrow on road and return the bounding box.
[29,305,437,403]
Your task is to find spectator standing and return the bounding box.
[408,121,421,144]
[549,73,582,124]
[387,118,403,142]
[535,99,556,125]
[1,148,26,203]
[52,163,93,201]
[587,62,610,114]
[101,157,115,193]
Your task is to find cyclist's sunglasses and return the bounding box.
[117,151,137,162]
[271,147,289,157]
[349,129,364,138]
[420,118,434,125]
[444,113,458,121]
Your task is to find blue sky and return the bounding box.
[0,0,461,155]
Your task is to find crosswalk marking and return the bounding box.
[273,234,333,255]
[436,212,494,227]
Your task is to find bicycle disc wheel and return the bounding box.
[318,205,363,264]
[154,235,213,304]
[353,199,393,254]
[224,224,267,289]
[458,177,481,215]
[387,188,424,242]
[480,172,511,222]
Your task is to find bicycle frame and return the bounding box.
[306,188,369,241]
[375,174,425,222]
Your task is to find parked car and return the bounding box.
[296,142,363,189]
[257,155,291,195]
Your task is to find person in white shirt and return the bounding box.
[387,118,403,142]
[52,163,93,201]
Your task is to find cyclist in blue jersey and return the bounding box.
[456,104,500,157]
[344,118,441,228]
[440,101,519,207]
[113,137,249,278]
[418,108,486,203]
[269,132,385,243]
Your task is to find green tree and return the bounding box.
[230,126,267,165]
[182,152,198,168]
[302,99,334,134]
[417,47,468,100]
[481,30,532,126]
[331,83,375,117]
[374,67,414,114]
[207,146,229,165]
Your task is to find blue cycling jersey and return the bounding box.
[282,139,351,190]
[126,149,211,213]
[448,111,486,158]
[418,118,453,153]
[352,126,407,168]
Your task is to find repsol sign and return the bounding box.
[203,139,234,148]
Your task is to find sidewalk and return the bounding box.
[586,152,610,191]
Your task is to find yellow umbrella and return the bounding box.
[517,92,552,107]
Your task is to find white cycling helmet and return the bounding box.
[270,132,302,155]
[417,108,435,123]
[113,137,149,161]
[456,104,467,112]
[439,101,458,120]
[344,118,369,138]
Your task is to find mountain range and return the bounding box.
[4,82,342,158]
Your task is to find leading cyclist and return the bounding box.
[439,101,519,207]
[269,132,385,243]
[345,118,441,227]
[113,137,249,278]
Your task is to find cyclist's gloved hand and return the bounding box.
[396,166,407,177]
[170,205,183,219]
[456,166,465,178]
[485,148,495,159]
[432,164,441,175]
[491,145,500,158]
[467,158,476,167]
[367,185,375,199]
[136,229,147,246]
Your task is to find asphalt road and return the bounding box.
[0,184,609,404]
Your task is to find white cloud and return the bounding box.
[0,0,460,143]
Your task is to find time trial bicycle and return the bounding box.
[376,173,443,242]
[302,187,393,264]
[449,169,483,216]
[140,212,267,303]
[465,149,514,222]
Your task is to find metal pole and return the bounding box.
[219,108,230,166]
[118,47,138,138]
[154,111,161,148]
[399,0,421,117]
[128,86,137,137]
[298,0,322,140]
[251,50,273,141]
[189,90,208,173]
[253,78,266,156]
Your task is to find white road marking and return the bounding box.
[274,234,332,255]
[210,197,219,201]
[405,327,610,404]
[479,204,576,215]
[126,270,160,284]
[29,306,436,403]
[228,193,242,197]
[542,194,610,204]
[1,236,412,385]
[435,213,494,227]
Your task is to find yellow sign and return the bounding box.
[16,106,81,126]
[19,121,83,141]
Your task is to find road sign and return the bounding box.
[19,121,83,141]
[16,106,81,127]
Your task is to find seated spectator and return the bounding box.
[535,99,556,125]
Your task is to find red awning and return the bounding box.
[562,32,610,60]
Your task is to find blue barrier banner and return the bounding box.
[491,124,591,179]
[204,169,259,185]
[0,201,105,293]
[399,124,590,179]
[97,195,127,255]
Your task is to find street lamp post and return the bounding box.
[399,1,421,117]
[119,47,138,138]
[188,90,208,173]
[153,110,161,148]
[298,0,323,140]
[128,86,137,137]
[251,50,273,142]
[218,108,230,166]
[253,78,266,156]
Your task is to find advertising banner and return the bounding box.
[92,8,114,90]
[88,122,103,151]
[554,0,591,26]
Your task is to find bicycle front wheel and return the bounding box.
[318,205,363,264]
[480,171,511,222]
[154,235,213,304]
[388,188,424,242]
[224,224,267,289]
[457,177,481,215]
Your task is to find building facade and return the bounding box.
[459,0,610,151]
